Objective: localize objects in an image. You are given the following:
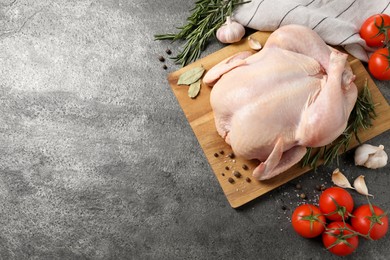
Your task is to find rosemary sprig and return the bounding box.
[302,79,377,169]
[155,0,249,66]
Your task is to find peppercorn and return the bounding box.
[233,171,242,178]
[228,177,235,184]
[214,153,219,158]
[163,64,167,70]
[158,56,165,62]
[228,153,235,159]
[242,164,249,170]
[166,49,172,55]
[245,177,251,183]
[225,166,230,170]
[219,150,225,155]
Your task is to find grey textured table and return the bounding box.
[0,1,389,259]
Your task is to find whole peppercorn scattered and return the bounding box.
[233,171,242,178]
[228,177,235,184]
[245,177,251,183]
[158,56,165,62]
[214,153,219,158]
[163,65,168,70]
[281,205,287,211]
[166,48,172,55]
[225,166,230,170]
[219,150,225,155]
[228,153,235,159]
[242,164,249,170]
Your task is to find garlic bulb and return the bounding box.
[216,16,245,44]
[354,144,388,169]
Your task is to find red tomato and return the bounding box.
[360,14,390,47]
[351,204,388,240]
[368,48,390,80]
[322,222,359,256]
[319,187,354,221]
[291,204,326,238]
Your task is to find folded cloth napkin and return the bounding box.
[233,0,390,62]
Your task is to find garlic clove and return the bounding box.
[331,168,354,189]
[354,144,378,166]
[353,175,373,197]
[216,16,245,44]
[354,144,388,169]
[248,36,262,50]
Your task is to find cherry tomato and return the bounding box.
[291,204,326,238]
[360,14,390,47]
[351,204,388,240]
[322,222,359,256]
[319,187,354,221]
[368,48,390,81]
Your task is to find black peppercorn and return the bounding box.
[228,177,234,184]
[158,56,165,62]
[233,171,241,178]
[228,153,235,159]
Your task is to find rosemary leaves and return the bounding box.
[154,0,249,66]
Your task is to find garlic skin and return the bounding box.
[354,144,388,169]
[216,16,245,44]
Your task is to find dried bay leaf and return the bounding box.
[177,66,205,85]
[188,80,201,98]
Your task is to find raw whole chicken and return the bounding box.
[203,25,358,180]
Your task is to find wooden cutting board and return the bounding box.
[168,31,390,208]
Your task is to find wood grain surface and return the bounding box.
[168,31,390,208]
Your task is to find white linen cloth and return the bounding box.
[233,0,390,61]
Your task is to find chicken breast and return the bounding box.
[203,25,358,180]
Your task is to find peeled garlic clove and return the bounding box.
[331,168,354,189]
[248,36,262,50]
[353,175,373,197]
[354,144,388,169]
[216,16,245,44]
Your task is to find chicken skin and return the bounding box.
[203,25,357,180]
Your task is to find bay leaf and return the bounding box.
[177,66,205,85]
[188,80,201,99]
